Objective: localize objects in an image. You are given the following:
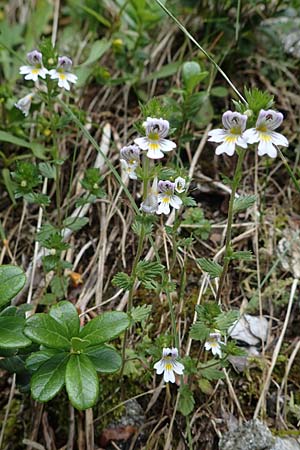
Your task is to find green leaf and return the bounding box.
[0,317,31,348]
[24,0,52,49]
[178,384,195,416]
[26,349,61,372]
[0,131,48,159]
[211,86,228,98]
[79,311,129,345]
[80,39,111,66]
[112,272,133,290]
[198,378,213,394]
[143,61,181,83]
[0,265,26,308]
[130,305,152,323]
[25,314,71,350]
[189,321,210,341]
[199,363,225,380]
[31,353,69,402]
[182,61,205,93]
[215,310,239,332]
[65,354,99,410]
[49,301,80,339]
[197,258,222,278]
[38,162,56,179]
[0,355,26,374]
[84,345,122,373]
[233,195,256,213]
[63,217,89,232]
[2,168,16,205]
[71,337,91,352]
[136,261,165,285]
[228,250,253,261]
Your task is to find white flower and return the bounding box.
[208,111,248,156]
[134,117,176,159]
[15,93,34,117]
[49,56,78,91]
[157,180,182,215]
[19,50,48,82]
[154,347,184,383]
[204,331,223,358]
[174,176,186,193]
[141,177,159,214]
[120,145,140,180]
[243,109,288,158]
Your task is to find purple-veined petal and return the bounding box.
[159,138,176,152]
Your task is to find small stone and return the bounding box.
[271,437,300,450]
[219,419,274,450]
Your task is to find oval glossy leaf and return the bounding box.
[79,312,129,345]
[65,354,99,410]
[26,349,61,372]
[0,317,31,348]
[49,301,80,339]
[31,353,69,402]
[24,314,71,350]
[84,345,122,373]
[0,265,26,308]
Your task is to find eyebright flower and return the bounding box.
[174,176,186,193]
[154,347,184,383]
[134,117,176,159]
[157,180,182,215]
[208,111,248,156]
[141,177,159,214]
[243,109,288,158]
[15,93,34,117]
[204,331,223,358]
[19,50,48,82]
[120,145,140,180]
[49,56,78,90]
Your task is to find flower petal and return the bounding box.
[215,140,236,156]
[146,148,164,159]
[170,195,182,209]
[172,361,184,375]
[159,138,176,152]
[243,128,259,144]
[134,137,149,150]
[207,129,227,143]
[154,360,165,375]
[157,199,171,215]
[270,131,288,147]
[257,140,277,158]
[164,368,175,383]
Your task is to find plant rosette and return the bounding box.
[24,301,129,410]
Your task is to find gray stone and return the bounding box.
[272,437,300,450]
[219,419,274,450]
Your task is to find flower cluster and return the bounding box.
[120,117,186,216]
[208,109,288,158]
[154,347,184,383]
[15,50,77,117]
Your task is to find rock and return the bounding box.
[219,419,274,450]
[272,437,300,450]
[229,315,269,346]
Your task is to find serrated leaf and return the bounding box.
[38,162,56,179]
[112,272,133,290]
[0,317,31,348]
[84,345,122,373]
[49,301,80,339]
[178,384,195,416]
[215,310,239,332]
[130,304,152,323]
[199,363,225,380]
[63,217,89,232]
[228,250,253,261]
[79,311,129,345]
[136,261,165,284]
[31,353,69,402]
[0,265,26,308]
[189,321,210,341]
[24,314,71,350]
[197,258,222,278]
[233,195,256,213]
[65,354,99,410]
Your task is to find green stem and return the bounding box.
[278,148,300,194]
[166,289,179,349]
[216,149,245,303]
